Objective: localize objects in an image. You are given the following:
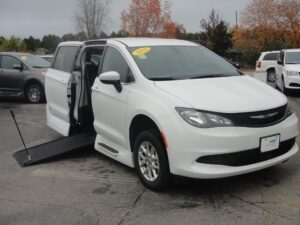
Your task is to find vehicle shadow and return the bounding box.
[37,145,294,196]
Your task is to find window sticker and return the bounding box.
[132,47,151,57]
[21,55,27,61]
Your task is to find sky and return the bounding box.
[0,0,251,38]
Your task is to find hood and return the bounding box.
[155,75,287,113]
[285,64,300,72]
[30,67,48,76]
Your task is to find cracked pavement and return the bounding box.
[0,94,300,225]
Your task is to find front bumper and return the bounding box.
[160,113,299,179]
[285,76,300,89]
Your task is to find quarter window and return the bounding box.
[101,47,134,83]
[263,53,279,61]
[53,46,79,72]
[1,56,21,69]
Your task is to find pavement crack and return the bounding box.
[231,195,292,221]
[118,188,146,225]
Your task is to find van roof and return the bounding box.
[108,38,198,47]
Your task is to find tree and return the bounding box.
[237,0,300,51]
[109,30,129,38]
[41,35,61,53]
[0,36,27,52]
[23,36,41,52]
[233,0,300,66]
[61,33,77,42]
[200,9,232,57]
[75,0,110,39]
[0,36,5,46]
[121,0,173,37]
[158,22,177,38]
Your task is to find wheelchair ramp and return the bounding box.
[13,133,95,167]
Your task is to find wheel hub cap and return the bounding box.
[138,141,160,182]
[29,88,40,102]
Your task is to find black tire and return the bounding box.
[133,129,171,191]
[267,70,276,82]
[25,84,45,104]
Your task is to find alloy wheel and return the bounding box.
[28,87,41,103]
[138,141,160,182]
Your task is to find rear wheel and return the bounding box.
[133,130,171,191]
[26,84,45,103]
[267,70,276,82]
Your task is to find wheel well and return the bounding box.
[24,80,43,93]
[267,68,275,73]
[129,115,161,151]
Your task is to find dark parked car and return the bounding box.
[224,57,240,70]
[0,52,50,103]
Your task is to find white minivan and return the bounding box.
[276,49,300,93]
[256,51,280,82]
[46,38,298,190]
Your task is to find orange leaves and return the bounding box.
[235,0,300,52]
[121,0,173,37]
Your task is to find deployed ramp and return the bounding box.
[13,133,95,167]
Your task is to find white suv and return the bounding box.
[276,49,300,93]
[256,51,280,82]
[46,38,298,190]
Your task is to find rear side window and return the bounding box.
[53,46,79,72]
[263,53,279,61]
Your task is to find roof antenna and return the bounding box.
[10,110,31,165]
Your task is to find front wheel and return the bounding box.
[25,84,45,103]
[267,70,276,82]
[133,130,171,191]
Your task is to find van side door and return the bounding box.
[92,46,135,164]
[45,45,80,136]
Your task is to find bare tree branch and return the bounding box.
[75,0,110,39]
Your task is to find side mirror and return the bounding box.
[277,60,282,65]
[13,64,23,71]
[99,71,122,93]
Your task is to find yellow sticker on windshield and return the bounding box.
[21,55,27,61]
[132,47,151,56]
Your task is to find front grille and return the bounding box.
[222,104,288,127]
[196,138,295,167]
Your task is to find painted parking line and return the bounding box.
[31,169,138,183]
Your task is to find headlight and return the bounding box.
[175,107,234,128]
[285,104,294,117]
[286,71,299,76]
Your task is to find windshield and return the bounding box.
[19,55,51,68]
[129,46,240,80]
[286,52,300,65]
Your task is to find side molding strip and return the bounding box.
[98,143,119,154]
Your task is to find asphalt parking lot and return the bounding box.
[1,91,300,225]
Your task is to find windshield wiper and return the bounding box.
[32,66,46,68]
[190,74,229,79]
[148,76,174,81]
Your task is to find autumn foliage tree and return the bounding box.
[233,0,300,66]
[121,0,175,37]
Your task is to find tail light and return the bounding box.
[256,61,261,68]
